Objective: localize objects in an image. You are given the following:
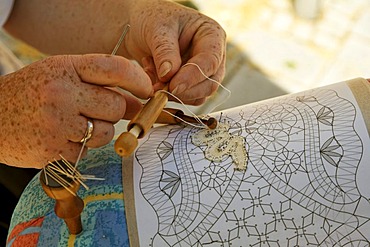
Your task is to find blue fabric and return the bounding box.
[8,142,129,246]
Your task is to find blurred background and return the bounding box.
[191,0,370,112]
[1,0,370,243]
[1,0,370,112]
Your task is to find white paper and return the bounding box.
[132,81,370,246]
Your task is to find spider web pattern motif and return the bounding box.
[134,87,370,246]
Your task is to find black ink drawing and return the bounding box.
[134,86,370,246]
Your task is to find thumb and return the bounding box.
[149,29,182,82]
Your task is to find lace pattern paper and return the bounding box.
[130,80,370,246]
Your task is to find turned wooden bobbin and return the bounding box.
[114,85,219,157]
[40,163,84,235]
[156,108,218,129]
[115,86,169,157]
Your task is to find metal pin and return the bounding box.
[111,24,131,55]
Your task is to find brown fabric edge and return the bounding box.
[122,155,140,247]
[346,78,370,137]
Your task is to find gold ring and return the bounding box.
[80,119,94,143]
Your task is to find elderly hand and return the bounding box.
[124,0,226,105]
[5,0,226,106]
[0,54,152,168]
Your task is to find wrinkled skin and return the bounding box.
[126,0,226,105]
[1,0,227,168]
[0,55,152,168]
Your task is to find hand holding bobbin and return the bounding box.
[114,85,218,157]
[114,86,169,157]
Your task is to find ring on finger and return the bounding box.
[79,119,94,143]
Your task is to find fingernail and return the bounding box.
[159,61,172,78]
[172,84,187,95]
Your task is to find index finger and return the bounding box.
[170,19,226,93]
[71,54,153,99]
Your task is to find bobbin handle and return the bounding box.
[127,89,168,138]
[115,87,169,157]
[155,108,184,125]
[114,130,139,157]
[156,108,218,129]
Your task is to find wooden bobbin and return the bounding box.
[115,87,169,157]
[156,108,218,129]
[176,111,218,129]
[114,85,219,157]
[40,166,84,235]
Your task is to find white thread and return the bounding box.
[158,90,208,129]
[191,123,248,171]
[157,62,230,128]
[162,109,207,129]
[157,62,231,128]
[181,62,231,113]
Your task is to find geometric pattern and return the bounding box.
[134,85,370,246]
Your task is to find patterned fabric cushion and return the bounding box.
[6,142,129,247]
